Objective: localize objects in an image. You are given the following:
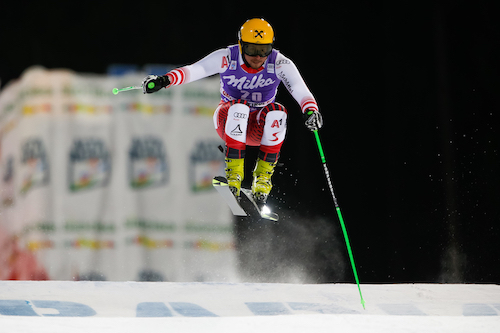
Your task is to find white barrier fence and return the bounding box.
[0,67,237,282]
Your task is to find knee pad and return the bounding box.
[261,110,287,146]
[225,103,250,144]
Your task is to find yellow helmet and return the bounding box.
[239,18,274,44]
[238,18,274,57]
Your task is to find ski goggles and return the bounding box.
[241,42,273,57]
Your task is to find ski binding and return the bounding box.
[212,176,279,221]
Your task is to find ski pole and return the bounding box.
[112,85,144,95]
[312,129,365,309]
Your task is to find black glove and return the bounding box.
[142,75,170,94]
[303,109,323,131]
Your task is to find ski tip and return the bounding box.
[240,189,279,222]
[260,206,279,222]
[262,213,279,222]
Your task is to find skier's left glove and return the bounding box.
[303,109,323,131]
[142,75,170,94]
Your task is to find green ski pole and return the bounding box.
[112,82,156,95]
[313,129,365,309]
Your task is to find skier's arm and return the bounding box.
[275,53,322,130]
[166,48,228,86]
[143,49,229,93]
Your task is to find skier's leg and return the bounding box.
[214,100,250,196]
[251,103,288,204]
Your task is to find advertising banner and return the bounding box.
[0,67,237,282]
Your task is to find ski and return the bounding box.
[212,176,247,216]
[240,188,279,221]
[212,176,279,221]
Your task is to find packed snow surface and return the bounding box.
[0,281,499,332]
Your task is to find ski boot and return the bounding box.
[252,158,277,206]
[225,157,244,198]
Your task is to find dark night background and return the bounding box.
[1,2,498,284]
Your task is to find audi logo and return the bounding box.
[233,112,247,119]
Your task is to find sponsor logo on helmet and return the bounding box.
[254,30,264,38]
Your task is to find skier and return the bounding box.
[142,18,323,209]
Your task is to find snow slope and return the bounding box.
[0,281,499,332]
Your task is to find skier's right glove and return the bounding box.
[303,109,323,131]
[142,75,170,94]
